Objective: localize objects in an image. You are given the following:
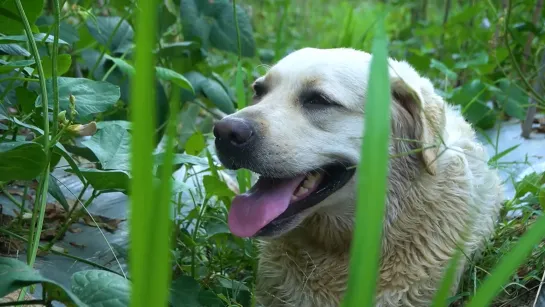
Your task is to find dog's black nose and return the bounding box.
[213,117,256,147]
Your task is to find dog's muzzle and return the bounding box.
[213,117,257,168]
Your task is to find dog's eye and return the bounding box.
[303,92,334,107]
[253,82,266,98]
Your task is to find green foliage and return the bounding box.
[0,141,46,181]
[180,0,256,57]
[0,257,85,306]
[71,270,130,306]
[82,124,131,171]
[0,0,44,34]
[1,0,544,306]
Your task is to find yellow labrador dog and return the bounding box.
[213,48,503,307]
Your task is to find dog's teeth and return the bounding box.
[291,195,298,202]
[302,178,314,189]
[295,187,308,197]
[303,173,321,189]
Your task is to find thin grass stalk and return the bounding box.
[50,0,61,137]
[233,0,251,193]
[342,12,390,307]
[129,0,166,305]
[14,0,51,269]
[466,214,545,307]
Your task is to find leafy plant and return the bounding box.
[1,0,544,306]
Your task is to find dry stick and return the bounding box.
[521,0,544,139]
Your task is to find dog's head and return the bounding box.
[213,48,445,238]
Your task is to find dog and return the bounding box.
[213,48,504,307]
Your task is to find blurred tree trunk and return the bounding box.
[521,0,544,138]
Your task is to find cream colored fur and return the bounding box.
[224,48,504,307]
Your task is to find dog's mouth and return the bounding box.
[227,163,355,238]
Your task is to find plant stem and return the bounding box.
[0,186,26,212]
[15,0,51,269]
[50,0,61,137]
[42,190,98,252]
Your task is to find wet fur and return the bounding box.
[222,48,503,306]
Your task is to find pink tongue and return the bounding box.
[228,175,305,237]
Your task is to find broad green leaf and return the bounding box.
[0,33,69,45]
[103,55,193,92]
[197,290,223,307]
[85,16,134,54]
[15,87,37,114]
[178,103,201,148]
[0,141,46,181]
[0,0,44,34]
[453,52,489,69]
[0,59,34,73]
[157,2,177,35]
[0,257,85,306]
[203,221,230,238]
[217,277,250,292]
[104,54,135,75]
[170,276,201,307]
[451,80,496,130]
[40,54,73,78]
[185,132,206,155]
[81,124,131,171]
[71,270,130,306]
[201,78,235,114]
[52,143,86,183]
[96,120,132,130]
[47,174,70,211]
[9,117,85,182]
[70,168,130,192]
[494,79,528,120]
[180,0,256,57]
[154,152,208,166]
[156,41,202,58]
[203,175,235,198]
[0,44,30,56]
[36,77,121,123]
[36,15,80,44]
[430,59,457,80]
[110,0,134,12]
[156,67,194,91]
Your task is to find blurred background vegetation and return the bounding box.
[1,0,545,306]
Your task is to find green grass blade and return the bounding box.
[233,0,251,193]
[342,13,390,307]
[466,214,545,307]
[129,0,169,306]
[431,249,463,307]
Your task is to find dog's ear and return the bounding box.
[390,77,445,175]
